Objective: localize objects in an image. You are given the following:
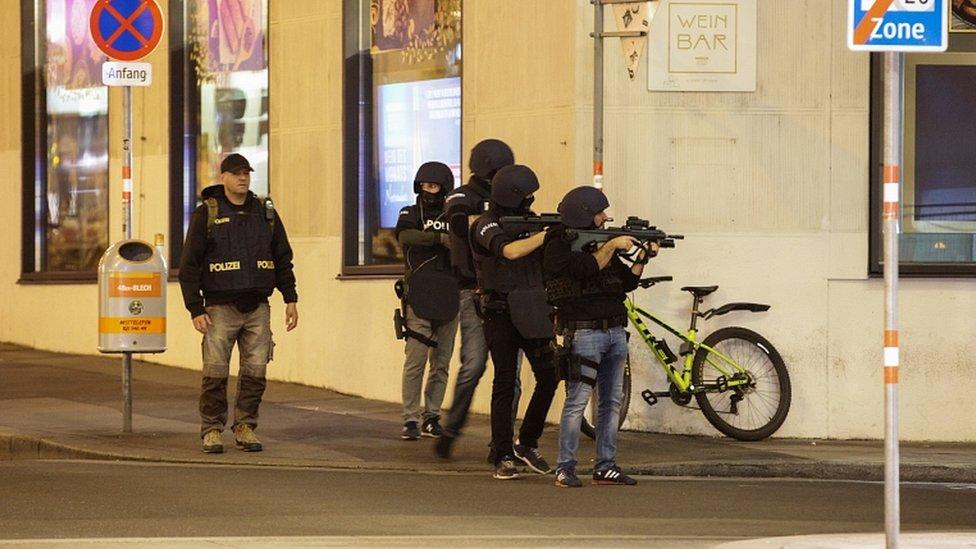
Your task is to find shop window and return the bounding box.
[869,21,976,276]
[169,0,269,269]
[342,0,463,275]
[21,0,109,281]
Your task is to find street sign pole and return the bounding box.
[882,50,903,549]
[91,0,164,434]
[848,2,948,545]
[122,83,133,433]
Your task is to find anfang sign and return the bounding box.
[102,61,152,86]
[848,0,949,52]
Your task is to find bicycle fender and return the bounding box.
[703,302,770,320]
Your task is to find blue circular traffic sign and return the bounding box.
[89,0,163,61]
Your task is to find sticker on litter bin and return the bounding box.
[99,317,166,334]
[109,272,161,298]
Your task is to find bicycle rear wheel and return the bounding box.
[580,355,631,440]
[691,327,791,441]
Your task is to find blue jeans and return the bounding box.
[557,326,627,473]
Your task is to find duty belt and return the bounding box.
[556,315,628,332]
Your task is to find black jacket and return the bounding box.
[178,185,298,318]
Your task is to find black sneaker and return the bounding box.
[493,456,520,480]
[401,421,420,441]
[421,418,442,438]
[592,466,637,486]
[555,468,583,488]
[513,442,552,474]
[434,434,455,459]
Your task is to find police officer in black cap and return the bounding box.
[394,161,459,440]
[179,153,298,454]
[470,164,558,480]
[543,186,656,488]
[436,139,520,459]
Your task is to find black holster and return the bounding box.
[393,280,438,348]
[553,332,597,386]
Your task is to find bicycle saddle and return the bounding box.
[680,285,719,298]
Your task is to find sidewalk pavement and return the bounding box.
[2,342,975,482]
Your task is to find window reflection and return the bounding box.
[182,0,269,225]
[344,0,463,270]
[36,0,109,272]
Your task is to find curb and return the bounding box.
[3,432,974,483]
[0,433,115,463]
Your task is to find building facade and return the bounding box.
[2,0,975,441]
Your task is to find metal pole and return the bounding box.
[593,0,604,190]
[123,353,132,432]
[882,51,903,549]
[122,85,133,433]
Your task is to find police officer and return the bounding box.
[394,162,460,440]
[470,164,558,480]
[542,186,655,487]
[436,139,520,459]
[179,153,299,454]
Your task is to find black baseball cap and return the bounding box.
[220,153,254,174]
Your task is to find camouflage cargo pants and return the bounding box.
[199,302,274,437]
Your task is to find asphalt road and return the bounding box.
[1,460,975,547]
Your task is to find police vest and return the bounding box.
[545,267,626,306]
[445,181,490,282]
[400,205,459,322]
[471,215,553,339]
[201,196,276,294]
[543,225,626,306]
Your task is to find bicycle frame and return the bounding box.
[624,297,750,394]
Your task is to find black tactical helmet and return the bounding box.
[413,161,455,194]
[557,186,610,229]
[469,139,515,180]
[490,165,539,209]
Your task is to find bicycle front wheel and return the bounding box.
[691,327,791,441]
[580,354,631,440]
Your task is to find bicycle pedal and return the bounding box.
[641,390,659,407]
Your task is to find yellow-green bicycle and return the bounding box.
[581,276,791,442]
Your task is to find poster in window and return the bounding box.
[372,0,436,51]
[952,0,976,31]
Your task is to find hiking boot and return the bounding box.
[202,430,223,454]
[513,442,552,474]
[434,434,455,459]
[401,421,420,441]
[421,418,443,438]
[233,424,263,452]
[555,468,583,488]
[592,466,637,486]
[493,456,520,480]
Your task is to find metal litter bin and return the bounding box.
[98,239,167,353]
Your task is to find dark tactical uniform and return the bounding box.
[395,162,459,433]
[179,184,297,438]
[543,185,643,486]
[470,165,558,472]
[438,139,516,448]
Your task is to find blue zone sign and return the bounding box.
[848,0,948,52]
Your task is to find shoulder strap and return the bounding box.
[263,196,276,233]
[205,197,218,237]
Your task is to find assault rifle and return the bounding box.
[498,214,683,263]
[496,213,561,237]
